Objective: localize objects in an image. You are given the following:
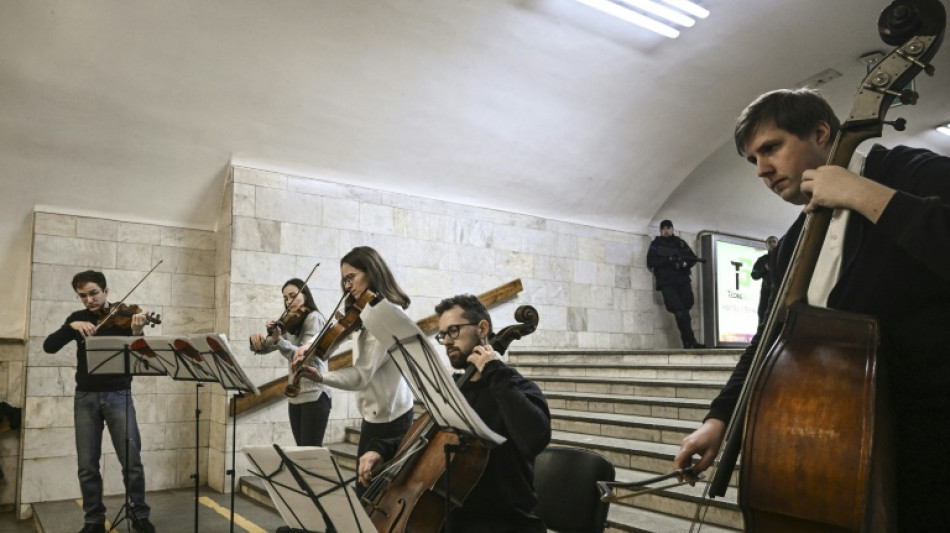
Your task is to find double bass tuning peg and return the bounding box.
[885,118,907,131]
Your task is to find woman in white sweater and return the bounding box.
[250,278,332,446]
[294,246,414,497]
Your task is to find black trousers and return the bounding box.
[354,408,414,498]
[659,282,697,346]
[288,393,332,446]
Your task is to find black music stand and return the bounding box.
[244,445,375,532]
[87,334,259,533]
[359,301,505,533]
[85,336,170,532]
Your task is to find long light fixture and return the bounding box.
[938,123,950,137]
[574,0,680,38]
[573,0,709,38]
[660,0,709,19]
[617,0,695,27]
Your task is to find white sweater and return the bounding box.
[320,327,413,424]
[260,312,331,405]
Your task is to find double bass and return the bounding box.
[361,305,539,533]
[707,1,946,531]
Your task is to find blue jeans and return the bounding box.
[74,390,150,524]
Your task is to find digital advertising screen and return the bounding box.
[698,232,769,347]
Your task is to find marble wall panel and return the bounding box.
[101,269,172,307]
[359,204,394,235]
[33,235,117,269]
[30,263,84,302]
[21,428,77,460]
[232,216,281,253]
[28,300,81,338]
[230,250,297,286]
[218,180,234,230]
[534,256,573,283]
[34,213,76,237]
[556,233,579,259]
[24,396,73,429]
[230,283,284,319]
[28,337,75,367]
[161,307,216,334]
[256,188,323,226]
[76,218,118,241]
[233,183,256,217]
[522,228,558,256]
[25,366,72,398]
[116,242,154,271]
[117,222,163,245]
[233,167,288,189]
[490,223,522,252]
[162,227,215,251]
[322,197,361,231]
[578,238,607,263]
[215,227,232,276]
[279,223,339,258]
[153,246,214,276]
[171,274,215,308]
[20,456,79,503]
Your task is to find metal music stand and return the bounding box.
[87,334,259,533]
[244,445,375,533]
[85,336,170,532]
[359,301,505,533]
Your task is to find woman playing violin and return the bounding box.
[250,278,331,446]
[293,246,414,497]
[42,270,154,533]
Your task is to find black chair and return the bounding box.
[533,446,616,533]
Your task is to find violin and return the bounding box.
[266,305,310,336]
[96,303,161,331]
[285,289,379,398]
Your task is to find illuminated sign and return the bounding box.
[699,233,768,347]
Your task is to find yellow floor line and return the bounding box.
[198,496,268,533]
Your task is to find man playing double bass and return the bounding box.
[357,294,552,532]
[674,89,950,531]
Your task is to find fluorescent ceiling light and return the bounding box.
[660,0,710,19]
[575,0,680,38]
[617,0,695,27]
[937,124,950,137]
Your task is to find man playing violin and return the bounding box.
[43,271,155,533]
[357,294,552,533]
[675,89,950,531]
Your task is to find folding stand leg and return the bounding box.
[110,386,134,532]
[227,391,244,533]
[191,383,203,533]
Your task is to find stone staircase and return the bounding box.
[241,348,745,532]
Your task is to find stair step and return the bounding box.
[551,409,697,445]
[509,349,742,366]
[606,503,740,533]
[545,391,710,422]
[517,362,734,381]
[532,375,724,400]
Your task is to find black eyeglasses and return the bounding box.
[77,289,102,301]
[435,323,478,344]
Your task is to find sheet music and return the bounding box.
[360,300,505,446]
[244,445,374,533]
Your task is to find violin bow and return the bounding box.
[94,259,163,332]
[597,466,702,503]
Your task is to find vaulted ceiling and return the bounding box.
[2,0,949,337]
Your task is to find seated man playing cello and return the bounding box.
[357,294,552,533]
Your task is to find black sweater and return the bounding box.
[43,308,135,392]
[369,360,551,532]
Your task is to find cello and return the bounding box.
[360,305,539,533]
[706,1,946,531]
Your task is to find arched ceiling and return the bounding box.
[1,0,949,338]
